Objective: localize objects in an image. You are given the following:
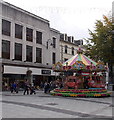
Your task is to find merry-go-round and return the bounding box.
[50,49,111,97]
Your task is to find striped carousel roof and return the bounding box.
[62,54,97,66]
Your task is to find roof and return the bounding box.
[60,40,79,46]
[1,0,49,24]
[62,53,97,66]
[50,28,60,34]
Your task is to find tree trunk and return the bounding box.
[109,63,114,84]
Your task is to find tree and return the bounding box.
[84,15,114,83]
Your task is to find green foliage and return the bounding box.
[84,15,114,64]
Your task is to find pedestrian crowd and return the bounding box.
[10,80,36,95]
[9,79,63,95]
[44,80,63,93]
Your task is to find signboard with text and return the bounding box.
[41,70,51,75]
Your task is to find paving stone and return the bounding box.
[1,91,113,118]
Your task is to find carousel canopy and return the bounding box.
[53,48,107,72]
[62,54,97,66]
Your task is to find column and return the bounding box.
[10,20,15,60]
[0,1,2,58]
[22,26,26,61]
[10,41,14,60]
[33,30,36,63]
[0,2,2,119]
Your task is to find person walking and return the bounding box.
[10,82,18,93]
[44,82,50,93]
[30,85,36,95]
[23,80,29,95]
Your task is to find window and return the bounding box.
[36,48,42,63]
[26,45,32,62]
[15,24,23,39]
[65,34,67,41]
[68,37,71,42]
[2,40,10,59]
[52,52,56,64]
[52,37,56,48]
[2,19,11,36]
[72,47,74,55]
[65,45,68,54]
[72,36,74,43]
[26,27,33,42]
[36,31,42,44]
[15,43,22,61]
[60,34,64,40]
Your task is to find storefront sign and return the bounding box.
[42,70,51,75]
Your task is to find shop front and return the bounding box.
[2,65,58,90]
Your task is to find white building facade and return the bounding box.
[0,1,60,89]
[60,33,83,63]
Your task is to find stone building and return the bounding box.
[60,33,83,63]
[0,1,60,89]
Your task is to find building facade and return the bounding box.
[60,33,83,63]
[0,1,60,89]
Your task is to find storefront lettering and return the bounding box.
[42,70,51,75]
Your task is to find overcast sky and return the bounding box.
[3,0,113,41]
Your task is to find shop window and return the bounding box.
[26,27,33,42]
[2,40,10,59]
[26,45,32,62]
[15,43,22,61]
[2,19,11,36]
[36,47,42,63]
[36,31,42,44]
[15,24,23,39]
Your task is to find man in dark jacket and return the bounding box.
[23,80,29,95]
[44,82,50,93]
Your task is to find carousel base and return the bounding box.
[50,88,111,97]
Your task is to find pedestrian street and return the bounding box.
[1,90,113,118]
